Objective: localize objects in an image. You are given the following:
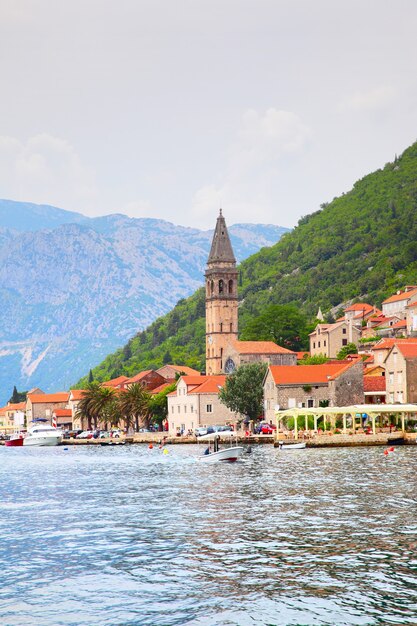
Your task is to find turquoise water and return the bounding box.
[0,444,416,625]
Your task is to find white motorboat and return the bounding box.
[24,420,63,447]
[198,431,244,463]
[277,441,306,450]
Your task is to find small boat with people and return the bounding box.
[5,432,25,447]
[198,430,244,463]
[277,441,307,450]
[23,419,63,447]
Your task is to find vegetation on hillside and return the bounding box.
[76,141,417,386]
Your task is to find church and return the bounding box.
[205,210,297,375]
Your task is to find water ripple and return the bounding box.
[0,445,416,625]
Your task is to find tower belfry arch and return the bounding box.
[205,210,238,374]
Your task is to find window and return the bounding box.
[324,340,326,347]
[308,399,314,408]
[342,328,347,334]
[398,371,403,385]
[206,404,213,413]
[228,279,233,294]
[318,341,321,348]
[184,406,187,413]
[342,339,347,346]
[210,280,214,294]
[220,322,223,332]
[191,405,194,413]
[313,342,316,349]
[171,405,174,413]
[230,322,233,332]
[177,405,180,413]
[219,279,224,293]
[389,372,394,385]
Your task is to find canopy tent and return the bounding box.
[275,404,417,439]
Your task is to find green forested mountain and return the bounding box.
[76,141,417,385]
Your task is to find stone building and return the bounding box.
[222,340,296,373]
[384,342,417,404]
[26,392,69,426]
[156,364,201,380]
[309,321,360,358]
[263,360,364,423]
[382,286,417,319]
[0,402,26,433]
[167,375,237,435]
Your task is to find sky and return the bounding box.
[0,0,416,229]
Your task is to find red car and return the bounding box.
[260,423,276,434]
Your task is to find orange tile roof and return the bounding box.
[126,371,153,383]
[364,376,386,392]
[345,303,381,318]
[181,375,208,386]
[53,409,72,417]
[396,344,417,359]
[6,402,26,410]
[392,320,407,328]
[102,376,129,387]
[0,407,7,415]
[150,383,172,395]
[233,340,295,354]
[382,288,417,305]
[269,361,358,385]
[188,376,227,394]
[269,361,356,385]
[28,393,69,404]
[162,364,201,376]
[373,338,417,351]
[406,302,417,309]
[296,351,310,360]
[70,389,86,400]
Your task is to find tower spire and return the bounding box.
[207,210,235,265]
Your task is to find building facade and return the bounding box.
[263,361,364,423]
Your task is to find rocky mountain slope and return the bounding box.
[0,200,288,403]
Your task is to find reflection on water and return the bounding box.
[0,445,416,625]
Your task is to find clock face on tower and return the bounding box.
[224,357,236,374]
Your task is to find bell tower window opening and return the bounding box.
[230,323,233,332]
[210,280,214,295]
[219,279,224,294]
[228,279,233,294]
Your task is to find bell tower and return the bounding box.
[205,209,238,375]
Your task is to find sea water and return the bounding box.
[0,444,416,625]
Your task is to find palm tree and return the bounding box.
[76,383,116,430]
[118,383,151,433]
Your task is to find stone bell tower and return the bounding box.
[205,210,238,375]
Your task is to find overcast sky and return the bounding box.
[0,0,416,229]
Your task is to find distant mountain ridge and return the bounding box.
[0,200,289,403]
[80,140,417,385]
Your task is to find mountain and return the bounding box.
[80,141,417,384]
[0,200,289,403]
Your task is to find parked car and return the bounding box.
[77,430,94,439]
[195,427,208,437]
[110,429,123,438]
[260,423,276,435]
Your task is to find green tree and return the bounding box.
[118,383,151,432]
[88,369,94,383]
[219,362,267,422]
[163,350,172,365]
[9,386,27,403]
[149,383,176,427]
[300,354,328,365]
[76,383,116,429]
[337,343,358,359]
[240,304,309,351]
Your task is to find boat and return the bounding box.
[277,441,307,450]
[23,419,63,447]
[5,433,24,447]
[387,436,405,445]
[198,431,244,463]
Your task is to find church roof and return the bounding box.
[233,341,295,355]
[207,209,236,265]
